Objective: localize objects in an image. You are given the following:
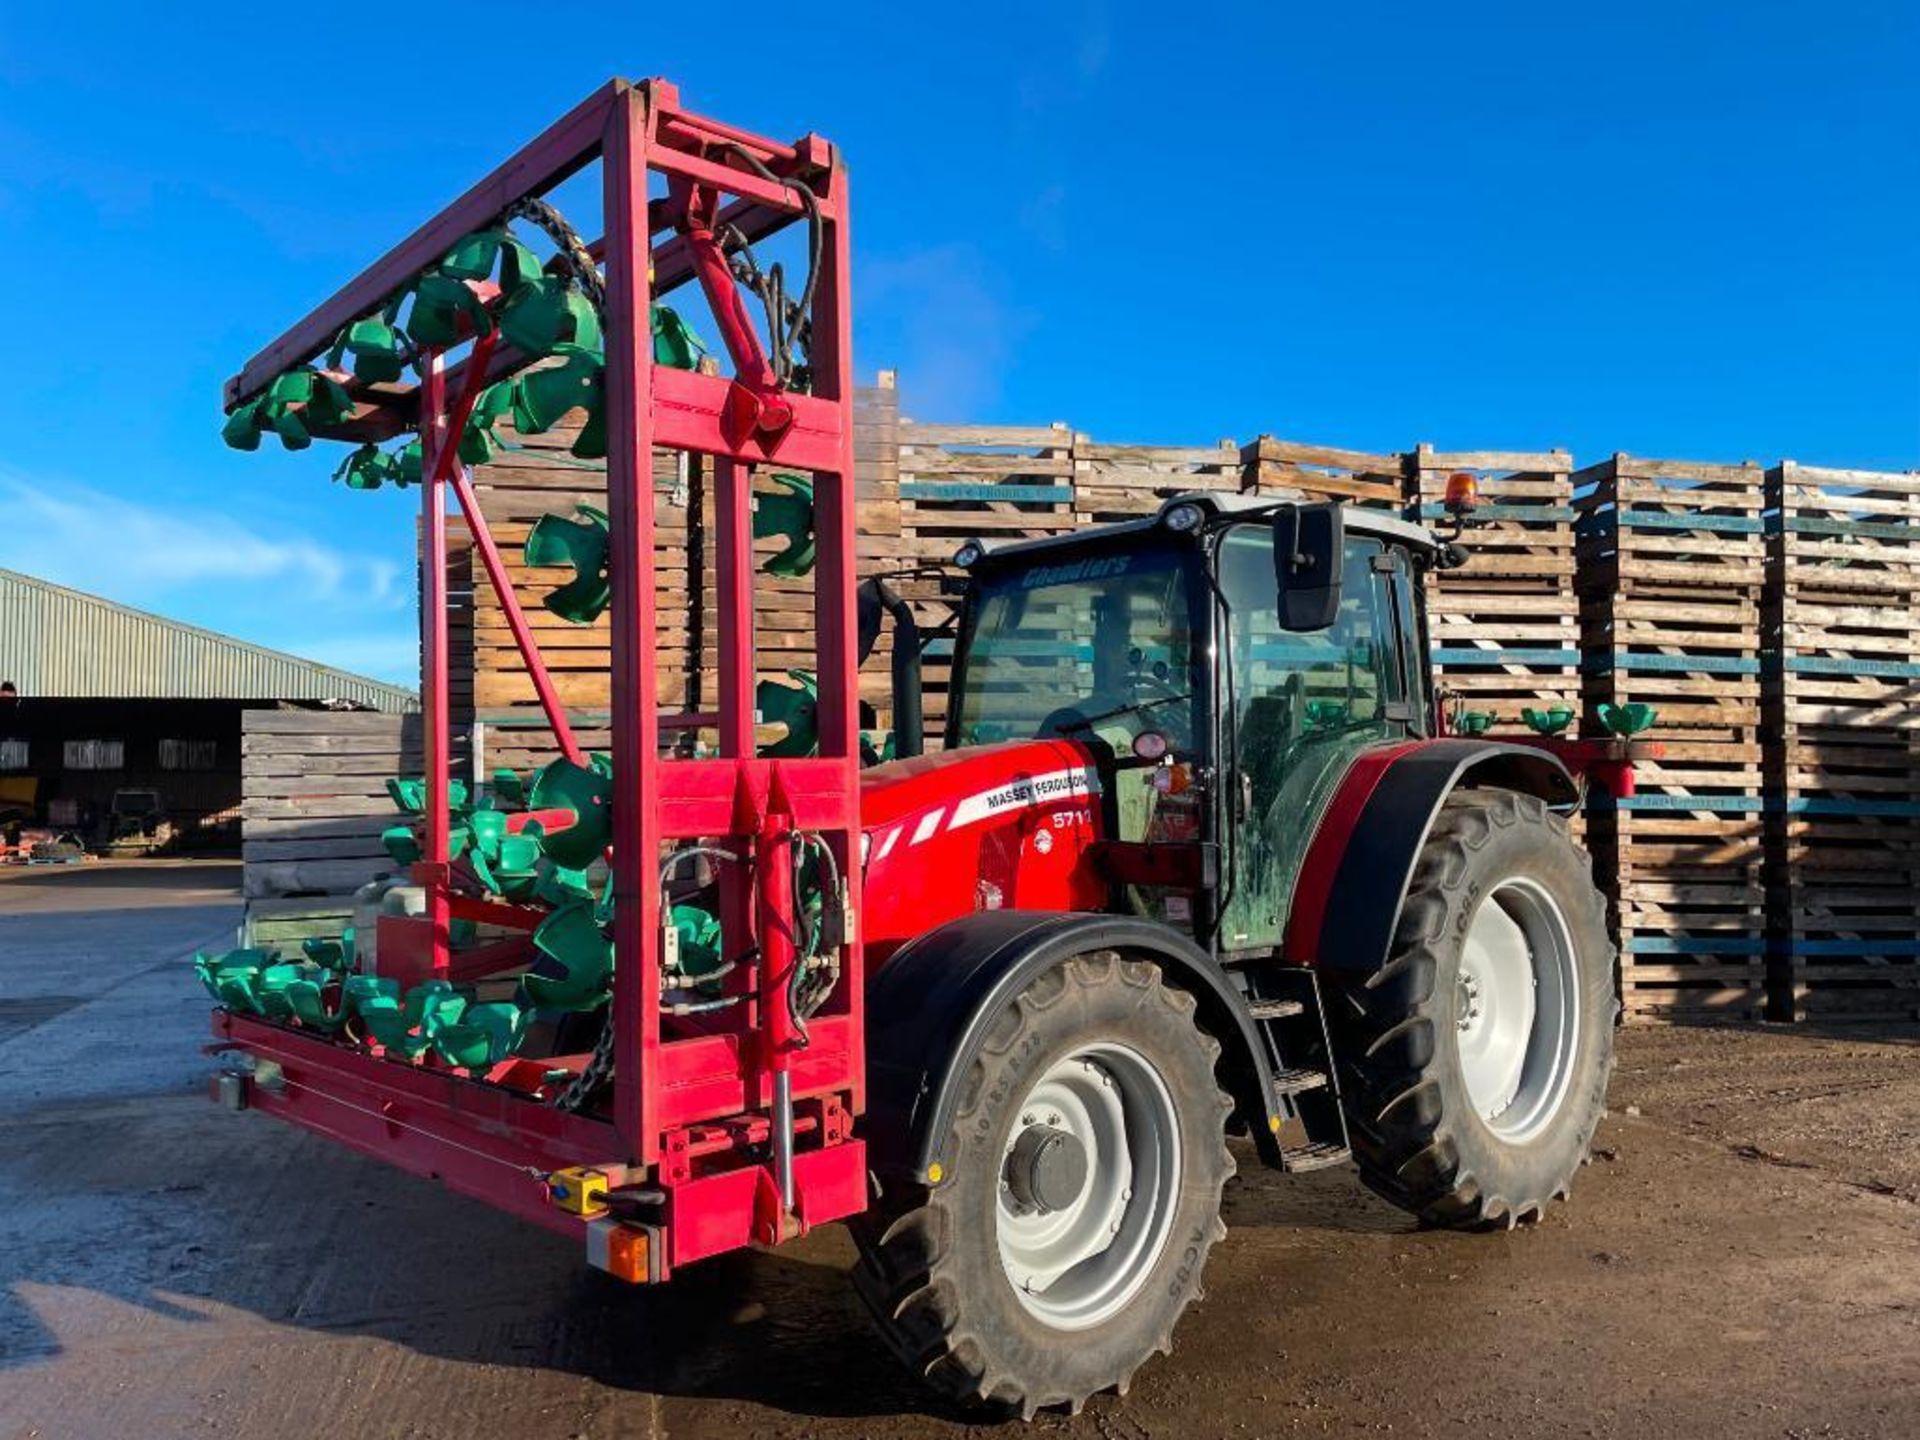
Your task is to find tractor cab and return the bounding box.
[943,494,1441,956]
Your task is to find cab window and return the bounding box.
[950,543,1197,751]
[1215,523,1407,950]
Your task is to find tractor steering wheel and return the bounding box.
[1037,705,1094,739]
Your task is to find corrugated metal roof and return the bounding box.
[0,568,418,710]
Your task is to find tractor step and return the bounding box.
[1238,966,1353,1170]
[1272,1066,1329,1097]
[1280,1140,1352,1174]
[1246,997,1304,1021]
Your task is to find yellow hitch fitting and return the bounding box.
[548,1166,610,1216]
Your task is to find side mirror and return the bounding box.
[1272,502,1344,631]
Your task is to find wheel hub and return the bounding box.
[1456,970,1484,1030]
[1004,1123,1090,1213]
[1455,877,1582,1142]
[995,1044,1181,1330]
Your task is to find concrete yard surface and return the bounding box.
[2,862,1916,1440]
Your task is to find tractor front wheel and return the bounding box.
[852,952,1234,1417]
[1325,788,1616,1229]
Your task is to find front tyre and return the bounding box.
[1325,789,1616,1229]
[852,952,1234,1417]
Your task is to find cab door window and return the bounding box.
[1215,524,1406,951]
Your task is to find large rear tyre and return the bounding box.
[1324,789,1616,1229]
[851,952,1234,1417]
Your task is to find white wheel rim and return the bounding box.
[1455,877,1581,1143]
[995,1042,1182,1331]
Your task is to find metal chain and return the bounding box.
[716,144,820,389]
[505,197,606,311]
[553,1011,615,1112]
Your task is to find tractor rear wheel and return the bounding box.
[851,952,1234,1417]
[1325,788,1616,1229]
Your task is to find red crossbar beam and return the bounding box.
[654,757,859,839]
[655,104,806,163]
[651,145,820,219]
[650,366,845,470]
[655,1016,857,1126]
[447,893,546,931]
[216,1011,614,1160]
[226,82,622,406]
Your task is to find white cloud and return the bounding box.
[0,469,417,682]
[0,471,403,609]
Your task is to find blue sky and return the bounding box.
[1,3,1913,684]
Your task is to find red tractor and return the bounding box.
[209,80,1620,1417]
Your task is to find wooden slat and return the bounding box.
[240,709,430,904]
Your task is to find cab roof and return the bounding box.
[961,491,1440,567]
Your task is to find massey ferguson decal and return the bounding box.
[949,767,1101,829]
[866,767,1101,861]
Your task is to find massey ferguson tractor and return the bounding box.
[206,79,1621,1416]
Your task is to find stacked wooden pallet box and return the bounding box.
[847,374,926,741]
[1074,435,1242,524]
[898,420,1075,557]
[1575,456,1770,1020]
[459,421,697,778]
[1763,462,1920,1022]
[1407,445,1580,742]
[240,710,433,944]
[1239,436,1402,511]
[895,419,1076,741]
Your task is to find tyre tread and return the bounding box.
[851,954,1234,1415]
[1327,788,1618,1230]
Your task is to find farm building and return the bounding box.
[0,567,415,850]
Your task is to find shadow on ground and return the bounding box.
[0,1083,1411,1426]
[0,859,241,898]
[0,1094,977,1423]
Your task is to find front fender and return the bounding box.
[863,910,1282,1182]
[1284,738,1579,972]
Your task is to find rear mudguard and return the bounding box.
[1283,737,1579,972]
[863,910,1285,1184]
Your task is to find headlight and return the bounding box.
[1162,502,1204,533]
[952,540,985,569]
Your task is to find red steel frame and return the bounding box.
[214,79,867,1271]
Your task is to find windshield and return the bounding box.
[951,541,1199,749]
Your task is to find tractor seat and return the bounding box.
[1237,694,1295,818]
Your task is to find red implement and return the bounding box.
[216,78,866,1271]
